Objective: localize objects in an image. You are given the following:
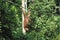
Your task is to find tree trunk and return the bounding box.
[22,0,27,35]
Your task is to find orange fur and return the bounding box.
[24,11,30,31]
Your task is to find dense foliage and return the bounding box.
[0,0,60,40]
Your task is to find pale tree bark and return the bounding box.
[22,0,27,35]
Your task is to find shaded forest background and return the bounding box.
[0,0,60,40]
